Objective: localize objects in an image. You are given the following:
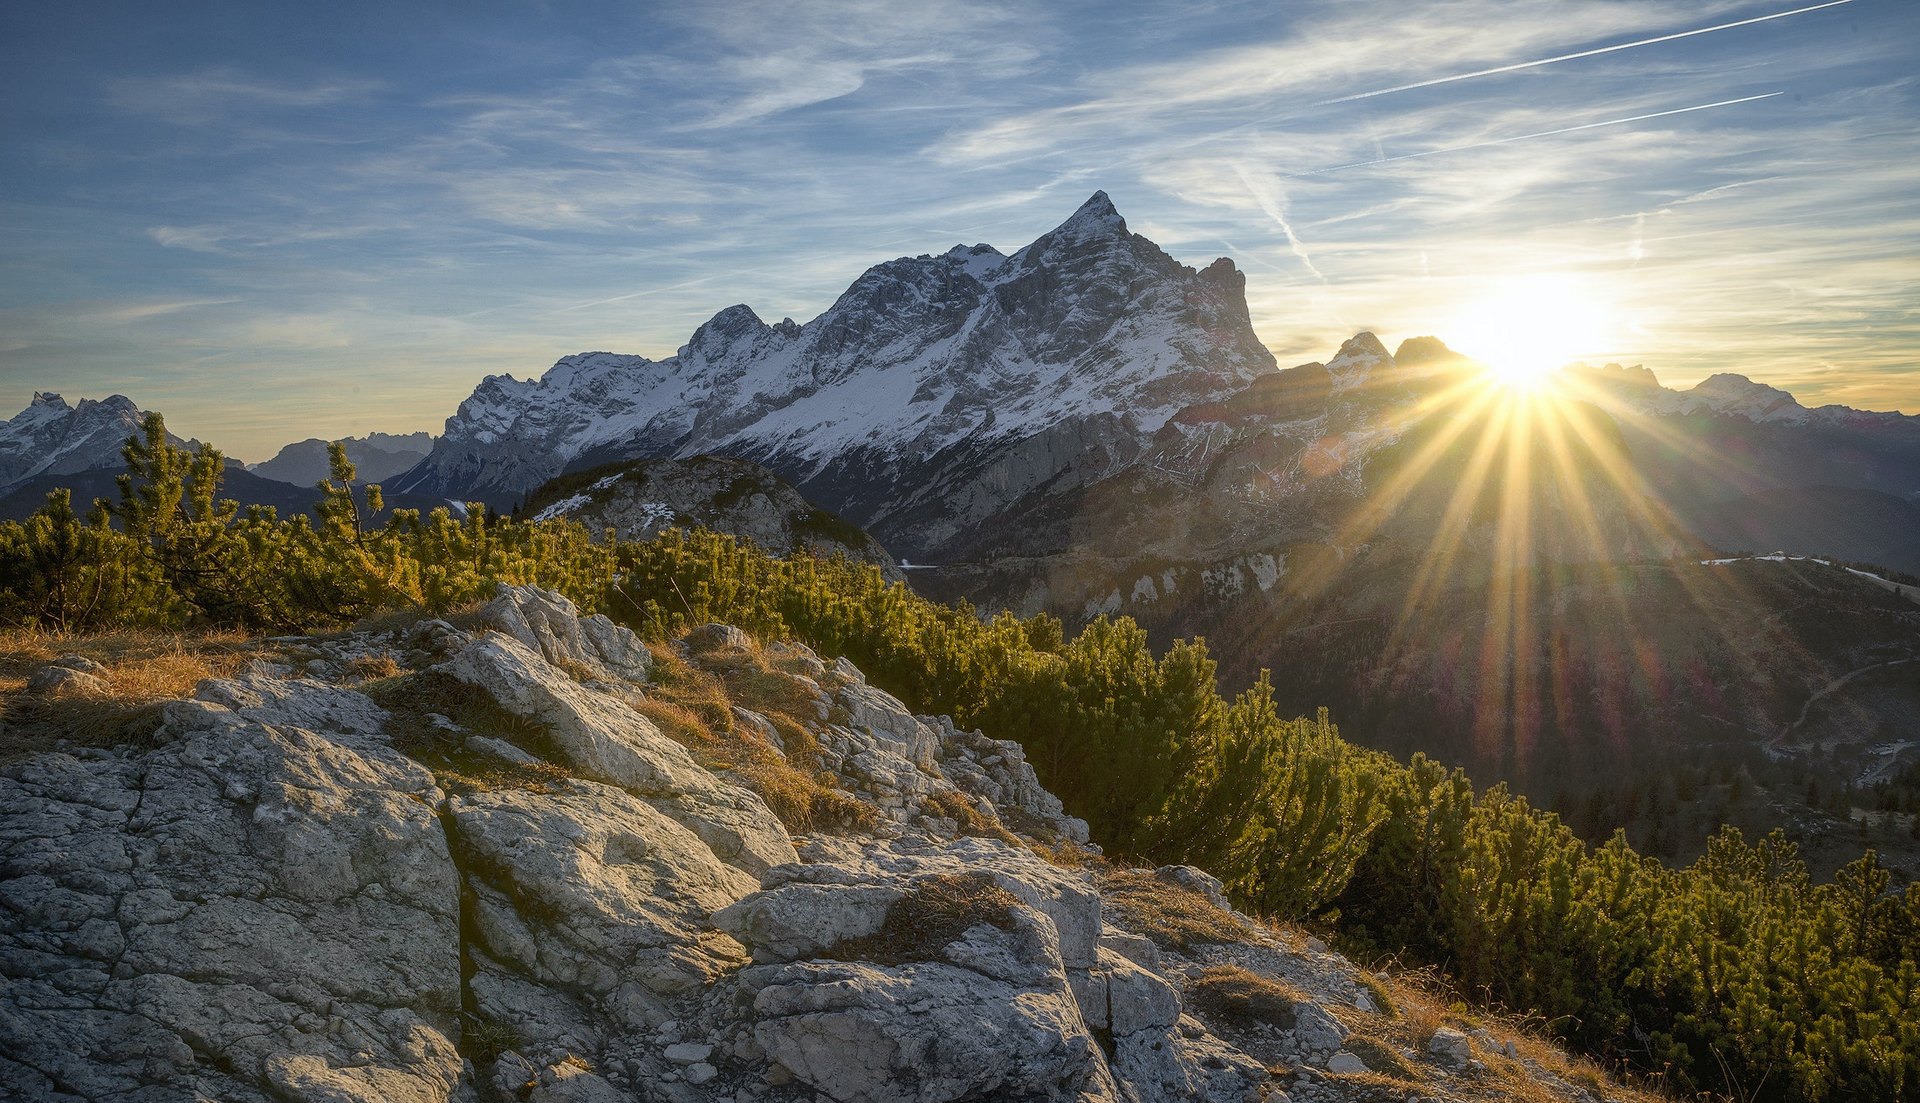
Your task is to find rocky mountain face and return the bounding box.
[0,393,167,497]
[251,432,434,487]
[1565,363,1920,574]
[389,192,1276,557]
[0,586,1635,1103]
[368,196,1920,872]
[520,456,902,581]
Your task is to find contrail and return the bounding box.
[1300,92,1784,175]
[1319,0,1854,106]
[1233,164,1327,282]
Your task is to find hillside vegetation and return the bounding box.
[3,415,1918,1102]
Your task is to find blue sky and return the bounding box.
[2,0,1915,458]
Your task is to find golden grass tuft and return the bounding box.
[921,787,1021,845]
[641,639,880,834]
[827,872,1022,966]
[345,654,404,681]
[1101,866,1251,950]
[1299,950,1677,1103]
[1185,964,1308,1031]
[0,627,257,761]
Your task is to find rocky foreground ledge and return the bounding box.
[1,587,1633,1103]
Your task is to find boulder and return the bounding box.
[745,953,1113,1103]
[451,779,756,1012]
[479,583,652,683]
[25,664,106,695]
[1327,1050,1370,1074]
[1430,1025,1473,1066]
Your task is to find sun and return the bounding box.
[1445,275,1615,391]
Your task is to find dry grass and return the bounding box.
[0,627,258,761]
[642,639,880,834]
[1186,964,1309,1031]
[921,788,1022,845]
[1101,866,1252,950]
[364,670,574,795]
[1318,954,1679,1103]
[1030,839,1105,869]
[828,872,1022,966]
[345,654,403,681]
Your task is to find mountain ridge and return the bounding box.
[387,191,1277,555]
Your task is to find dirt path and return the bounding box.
[1774,655,1920,749]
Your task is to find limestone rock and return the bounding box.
[451,779,755,1011]
[1154,865,1232,912]
[746,954,1113,1103]
[713,881,902,964]
[750,835,1103,970]
[0,675,464,1103]
[1430,1025,1473,1066]
[686,622,754,653]
[1327,1050,1369,1074]
[479,583,653,683]
[26,664,106,695]
[439,633,794,875]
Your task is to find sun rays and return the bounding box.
[1271,351,1826,774]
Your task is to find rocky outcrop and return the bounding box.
[0,587,1636,1103]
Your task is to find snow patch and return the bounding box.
[1249,553,1282,592]
[531,473,626,522]
[1086,589,1123,617]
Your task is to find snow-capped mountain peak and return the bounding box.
[1022,189,1127,253]
[1686,372,1807,423]
[0,393,153,496]
[1325,332,1392,391]
[393,192,1277,554]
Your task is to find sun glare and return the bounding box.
[1446,276,1615,391]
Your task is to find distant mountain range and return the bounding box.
[0,402,442,521]
[248,432,433,486]
[375,192,1918,576]
[9,192,1919,870]
[0,393,181,499]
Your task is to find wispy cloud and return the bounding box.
[1231,165,1326,282]
[110,68,383,114]
[2,0,1915,455]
